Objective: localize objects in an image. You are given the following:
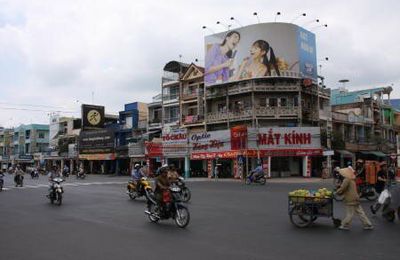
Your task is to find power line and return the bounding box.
[0,102,68,109]
[0,106,78,114]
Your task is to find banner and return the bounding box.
[79,129,115,154]
[204,23,317,87]
[162,128,188,157]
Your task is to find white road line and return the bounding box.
[1,181,127,191]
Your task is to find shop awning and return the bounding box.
[360,151,387,157]
[336,150,355,158]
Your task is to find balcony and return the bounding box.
[148,118,162,129]
[164,117,179,125]
[182,115,204,125]
[255,106,299,118]
[345,141,377,152]
[207,107,299,123]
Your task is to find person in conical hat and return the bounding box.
[336,167,373,230]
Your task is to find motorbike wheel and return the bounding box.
[148,203,160,223]
[245,178,251,185]
[259,177,266,185]
[50,194,54,204]
[174,205,190,228]
[57,193,62,206]
[128,188,137,200]
[383,210,395,222]
[0,184,3,192]
[365,188,378,201]
[181,187,191,202]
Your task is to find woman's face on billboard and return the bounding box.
[250,44,266,60]
[226,33,240,50]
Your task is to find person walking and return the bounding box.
[336,167,374,230]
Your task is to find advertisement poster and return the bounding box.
[204,23,317,86]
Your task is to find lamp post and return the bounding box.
[202,26,215,34]
[230,17,243,27]
[290,13,306,23]
[274,12,281,22]
[216,21,231,31]
[253,12,260,23]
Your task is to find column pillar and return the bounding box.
[184,156,190,179]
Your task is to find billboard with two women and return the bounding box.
[204,22,317,86]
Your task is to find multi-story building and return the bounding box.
[12,124,49,169]
[0,128,14,169]
[331,86,399,166]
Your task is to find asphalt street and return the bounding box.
[0,174,399,260]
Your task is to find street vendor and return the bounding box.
[336,167,374,231]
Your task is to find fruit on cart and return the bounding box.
[289,188,333,198]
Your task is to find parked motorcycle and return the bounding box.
[48,177,64,206]
[145,185,190,228]
[245,173,266,185]
[126,177,153,200]
[357,183,378,201]
[176,177,191,202]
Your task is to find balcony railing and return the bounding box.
[207,107,299,123]
[182,115,204,125]
[164,117,179,124]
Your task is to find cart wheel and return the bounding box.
[289,205,313,228]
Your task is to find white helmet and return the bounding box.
[134,164,140,168]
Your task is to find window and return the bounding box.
[269,98,277,107]
[280,98,287,107]
[217,103,226,113]
[319,99,324,110]
[38,132,45,139]
[293,96,299,106]
[259,98,266,107]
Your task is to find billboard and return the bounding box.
[78,129,115,154]
[204,23,317,86]
[81,104,105,130]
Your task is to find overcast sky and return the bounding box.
[0,0,399,127]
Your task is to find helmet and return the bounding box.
[134,164,140,169]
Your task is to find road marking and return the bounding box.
[2,181,127,191]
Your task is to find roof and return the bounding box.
[163,60,190,74]
[331,87,391,105]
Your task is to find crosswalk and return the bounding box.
[1,181,126,191]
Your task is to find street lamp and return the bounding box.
[290,13,306,23]
[310,24,328,31]
[202,26,215,34]
[216,21,231,31]
[253,12,260,23]
[338,79,350,90]
[230,17,243,27]
[274,12,281,22]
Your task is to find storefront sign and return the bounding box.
[79,153,116,160]
[231,125,247,150]
[79,129,115,154]
[81,104,105,130]
[249,127,321,149]
[145,141,163,157]
[162,129,188,156]
[190,130,230,156]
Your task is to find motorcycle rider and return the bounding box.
[14,165,24,187]
[154,165,170,207]
[63,164,70,177]
[167,164,180,183]
[370,162,396,214]
[131,164,144,191]
[47,166,61,197]
[249,164,264,181]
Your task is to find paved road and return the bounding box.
[0,174,399,260]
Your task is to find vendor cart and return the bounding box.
[288,195,340,228]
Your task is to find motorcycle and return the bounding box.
[62,170,70,178]
[14,175,24,187]
[245,173,266,185]
[126,177,153,200]
[333,177,377,201]
[48,177,64,206]
[145,185,190,228]
[175,176,191,202]
[31,170,39,179]
[76,171,86,179]
[377,184,400,222]
[0,173,4,191]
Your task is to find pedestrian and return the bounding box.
[336,167,374,230]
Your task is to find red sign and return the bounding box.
[145,141,163,157]
[231,125,247,150]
